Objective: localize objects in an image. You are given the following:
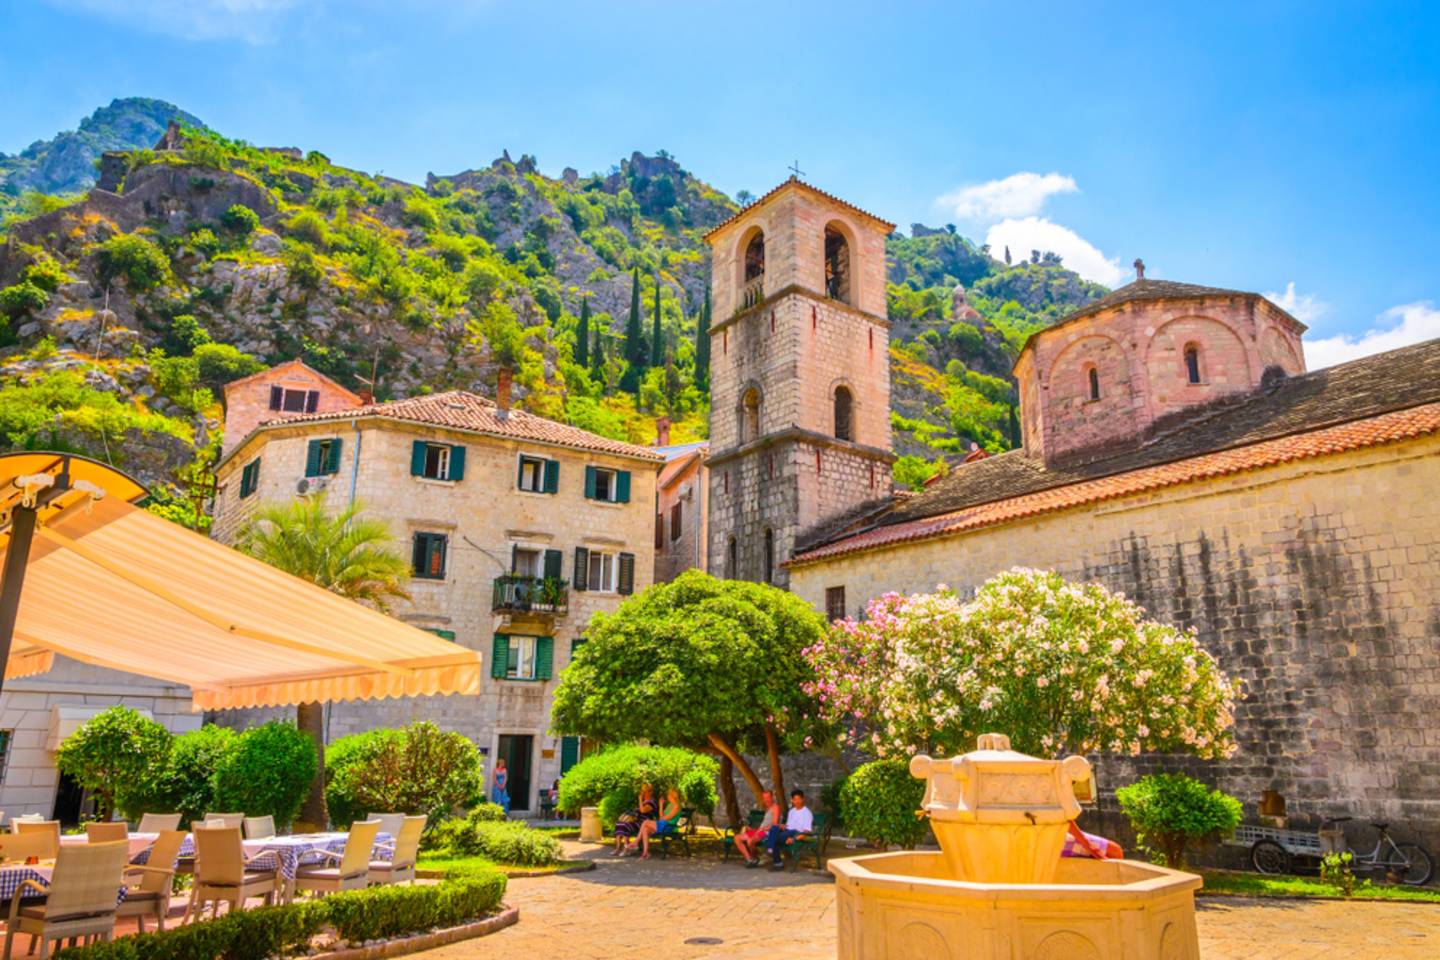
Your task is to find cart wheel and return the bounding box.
[1250,840,1290,875]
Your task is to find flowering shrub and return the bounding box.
[803,568,1241,760]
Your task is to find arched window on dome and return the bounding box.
[833,385,854,441]
[1184,344,1203,384]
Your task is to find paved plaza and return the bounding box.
[418,844,1440,960]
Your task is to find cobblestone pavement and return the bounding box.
[419,844,1440,960]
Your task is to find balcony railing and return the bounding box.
[739,276,765,311]
[492,575,569,616]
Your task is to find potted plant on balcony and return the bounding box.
[537,577,567,613]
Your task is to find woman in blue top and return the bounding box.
[492,759,510,813]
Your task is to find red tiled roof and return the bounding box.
[789,402,1440,566]
[703,177,896,242]
[252,390,664,462]
[221,358,360,401]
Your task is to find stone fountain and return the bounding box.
[828,734,1201,960]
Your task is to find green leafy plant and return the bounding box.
[0,281,49,319]
[324,722,482,827]
[220,203,261,235]
[1320,851,1356,897]
[95,233,172,291]
[126,723,237,826]
[839,758,928,849]
[427,814,562,866]
[211,721,317,827]
[1115,773,1242,868]
[55,706,171,821]
[555,744,718,821]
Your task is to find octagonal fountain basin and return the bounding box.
[827,734,1202,960]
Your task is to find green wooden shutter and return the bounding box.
[543,549,562,580]
[491,634,509,679]
[516,457,527,488]
[412,534,426,575]
[583,465,597,499]
[618,552,635,595]
[427,628,456,641]
[560,736,580,774]
[410,441,427,476]
[572,547,589,591]
[326,438,343,474]
[449,445,466,481]
[535,636,554,680]
[305,439,323,477]
[543,459,560,494]
[616,470,631,503]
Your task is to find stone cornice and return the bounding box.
[707,427,896,468]
[708,283,890,336]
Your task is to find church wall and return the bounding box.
[790,433,1440,852]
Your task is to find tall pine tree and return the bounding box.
[575,297,590,368]
[624,267,643,367]
[650,277,663,367]
[591,326,604,373]
[694,284,712,389]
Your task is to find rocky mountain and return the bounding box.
[0,105,1106,516]
[0,98,205,215]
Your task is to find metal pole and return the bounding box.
[0,504,38,698]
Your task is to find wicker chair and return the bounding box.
[293,820,380,897]
[115,830,185,932]
[200,813,245,829]
[242,816,276,840]
[84,822,128,843]
[2,839,129,960]
[11,820,59,858]
[9,814,44,832]
[370,813,406,838]
[136,813,181,834]
[367,815,424,886]
[182,826,280,921]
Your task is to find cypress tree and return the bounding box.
[650,277,663,367]
[575,297,590,368]
[625,268,643,367]
[694,284,712,389]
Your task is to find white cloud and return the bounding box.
[938,172,1078,221]
[45,0,301,42]
[1303,302,1440,369]
[984,217,1126,287]
[1262,281,1326,325]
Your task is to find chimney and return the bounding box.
[1133,258,1146,280]
[654,416,671,447]
[496,367,512,418]
[356,388,374,405]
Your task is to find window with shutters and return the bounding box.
[507,635,537,679]
[305,438,341,477]
[422,444,451,480]
[584,466,630,503]
[593,468,614,501]
[655,514,664,548]
[239,458,261,498]
[517,455,558,493]
[412,532,448,580]
[511,547,541,578]
[670,502,682,541]
[825,586,847,622]
[270,386,319,413]
[586,551,616,592]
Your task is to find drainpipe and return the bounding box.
[347,419,362,509]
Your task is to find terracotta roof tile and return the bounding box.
[791,401,1440,566]
[703,177,896,242]
[256,390,664,462]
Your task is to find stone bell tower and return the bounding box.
[703,178,895,588]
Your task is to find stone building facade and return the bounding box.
[213,384,661,815]
[220,359,361,456]
[703,179,896,588]
[653,437,709,583]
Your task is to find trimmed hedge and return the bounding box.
[839,758,928,849]
[427,810,561,866]
[52,872,506,960]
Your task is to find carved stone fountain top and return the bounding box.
[909,732,1092,827]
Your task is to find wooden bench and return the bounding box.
[721,809,766,862]
[777,811,831,872]
[650,807,695,859]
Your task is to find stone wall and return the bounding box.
[220,362,360,456]
[654,455,707,583]
[790,433,1440,852]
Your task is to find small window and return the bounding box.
[412,532,448,580]
[270,386,320,414]
[305,437,342,477]
[1087,367,1101,401]
[1184,345,1202,384]
[655,513,665,549]
[825,586,847,622]
[824,225,851,304]
[834,386,854,442]
[741,388,761,443]
[670,503,682,541]
[585,466,629,503]
[518,456,545,492]
[594,469,613,501]
[587,551,616,592]
[726,537,737,578]
[507,636,538,680]
[512,547,541,578]
[240,458,261,498]
[763,528,775,584]
[424,444,451,480]
[0,729,13,783]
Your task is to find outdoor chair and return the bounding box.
[182,826,280,921]
[369,813,405,838]
[0,832,57,864]
[367,815,425,886]
[85,822,128,843]
[116,829,185,933]
[136,813,181,834]
[293,819,380,897]
[722,809,767,862]
[12,820,60,858]
[200,813,244,829]
[2,839,129,960]
[242,816,276,840]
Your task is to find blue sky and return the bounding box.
[3,0,1437,366]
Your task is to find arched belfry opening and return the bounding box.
[824,224,851,304]
[834,385,854,441]
[741,229,765,309]
[740,386,761,443]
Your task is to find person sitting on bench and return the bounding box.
[638,788,682,860]
[735,790,781,867]
[765,790,814,870]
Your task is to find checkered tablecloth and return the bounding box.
[0,864,52,901]
[136,831,392,880]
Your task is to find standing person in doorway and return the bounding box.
[492,759,511,814]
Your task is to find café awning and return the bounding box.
[0,453,481,710]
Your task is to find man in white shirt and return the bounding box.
[765,790,815,869]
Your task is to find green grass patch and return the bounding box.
[418,854,577,877]
[1199,869,1440,902]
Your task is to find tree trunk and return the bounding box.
[296,701,328,830]
[707,733,765,804]
[718,754,741,829]
[764,723,786,801]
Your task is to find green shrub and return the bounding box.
[168,314,212,352]
[220,203,260,235]
[324,729,401,828]
[1115,773,1242,868]
[0,281,48,319]
[193,343,263,390]
[556,744,718,819]
[325,722,482,827]
[212,721,317,827]
[96,233,172,291]
[127,724,237,826]
[20,255,68,292]
[186,228,223,259]
[283,209,331,248]
[839,759,927,849]
[427,809,561,865]
[55,706,171,821]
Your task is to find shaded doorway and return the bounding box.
[497,734,534,813]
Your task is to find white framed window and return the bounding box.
[507,636,537,680]
[423,444,451,480]
[586,551,616,592]
[518,456,545,492]
[512,547,541,578]
[593,468,615,501]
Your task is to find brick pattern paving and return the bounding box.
[417,847,1440,960]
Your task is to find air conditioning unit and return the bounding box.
[296,477,331,495]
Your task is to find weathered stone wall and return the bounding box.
[220,363,360,456]
[213,418,659,814]
[790,434,1440,852]
[654,455,707,583]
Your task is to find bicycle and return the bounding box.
[1248,816,1434,885]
